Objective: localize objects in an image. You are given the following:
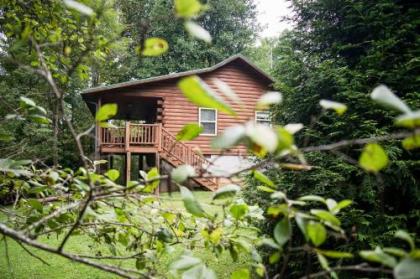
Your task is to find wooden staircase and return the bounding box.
[160,128,218,191]
[100,123,219,191]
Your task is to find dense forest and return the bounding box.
[1,0,419,279]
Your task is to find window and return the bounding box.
[255,111,271,126]
[199,108,217,135]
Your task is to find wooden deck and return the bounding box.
[98,122,218,190]
[100,123,161,153]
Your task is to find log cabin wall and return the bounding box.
[103,61,267,155]
[84,57,272,156]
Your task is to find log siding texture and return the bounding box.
[83,55,274,155]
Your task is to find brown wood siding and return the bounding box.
[99,63,268,155]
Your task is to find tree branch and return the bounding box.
[16,240,50,266]
[301,130,418,152]
[0,223,148,279]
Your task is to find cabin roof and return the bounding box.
[82,54,274,96]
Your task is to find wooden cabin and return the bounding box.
[82,54,274,191]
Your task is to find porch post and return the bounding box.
[125,121,130,152]
[157,123,162,151]
[125,152,131,185]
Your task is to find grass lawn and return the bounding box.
[0,191,250,278]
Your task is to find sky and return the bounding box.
[255,0,294,38]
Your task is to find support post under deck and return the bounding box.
[125,152,131,185]
[155,153,160,196]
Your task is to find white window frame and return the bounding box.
[198,108,218,136]
[255,111,271,126]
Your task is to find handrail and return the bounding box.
[160,127,210,170]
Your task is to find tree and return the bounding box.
[1,1,419,279]
[98,0,259,83]
[243,0,420,276]
[0,0,123,166]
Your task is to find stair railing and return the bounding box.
[161,127,209,171]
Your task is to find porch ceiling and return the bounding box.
[86,96,160,121]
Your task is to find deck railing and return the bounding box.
[100,123,208,168]
[101,127,125,146]
[101,123,161,149]
[129,124,160,145]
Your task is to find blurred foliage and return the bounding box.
[243,0,420,277]
[0,0,259,167]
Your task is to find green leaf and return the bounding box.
[331,200,352,214]
[395,111,420,128]
[316,249,353,258]
[269,252,281,264]
[104,169,119,181]
[96,104,118,122]
[394,258,420,279]
[257,186,276,193]
[19,97,36,108]
[295,213,309,241]
[402,134,420,150]
[325,199,338,211]
[284,123,304,134]
[319,99,347,115]
[171,165,196,183]
[310,209,341,226]
[175,0,203,18]
[170,254,202,271]
[359,143,389,173]
[212,125,246,149]
[410,249,420,259]
[267,204,287,217]
[307,221,327,247]
[256,91,282,110]
[270,191,287,201]
[28,199,43,213]
[360,247,397,268]
[395,230,415,250]
[316,253,337,279]
[64,0,94,15]
[371,85,411,114]
[317,252,329,270]
[212,184,240,200]
[246,122,278,153]
[180,186,206,217]
[255,264,265,278]
[383,247,408,257]
[185,21,212,43]
[298,195,326,203]
[276,127,294,151]
[28,115,51,124]
[260,238,281,249]
[178,76,235,115]
[230,204,249,220]
[142,38,169,56]
[144,167,159,192]
[273,218,291,246]
[176,123,203,141]
[213,79,242,105]
[182,264,216,279]
[231,268,250,279]
[253,170,274,188]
